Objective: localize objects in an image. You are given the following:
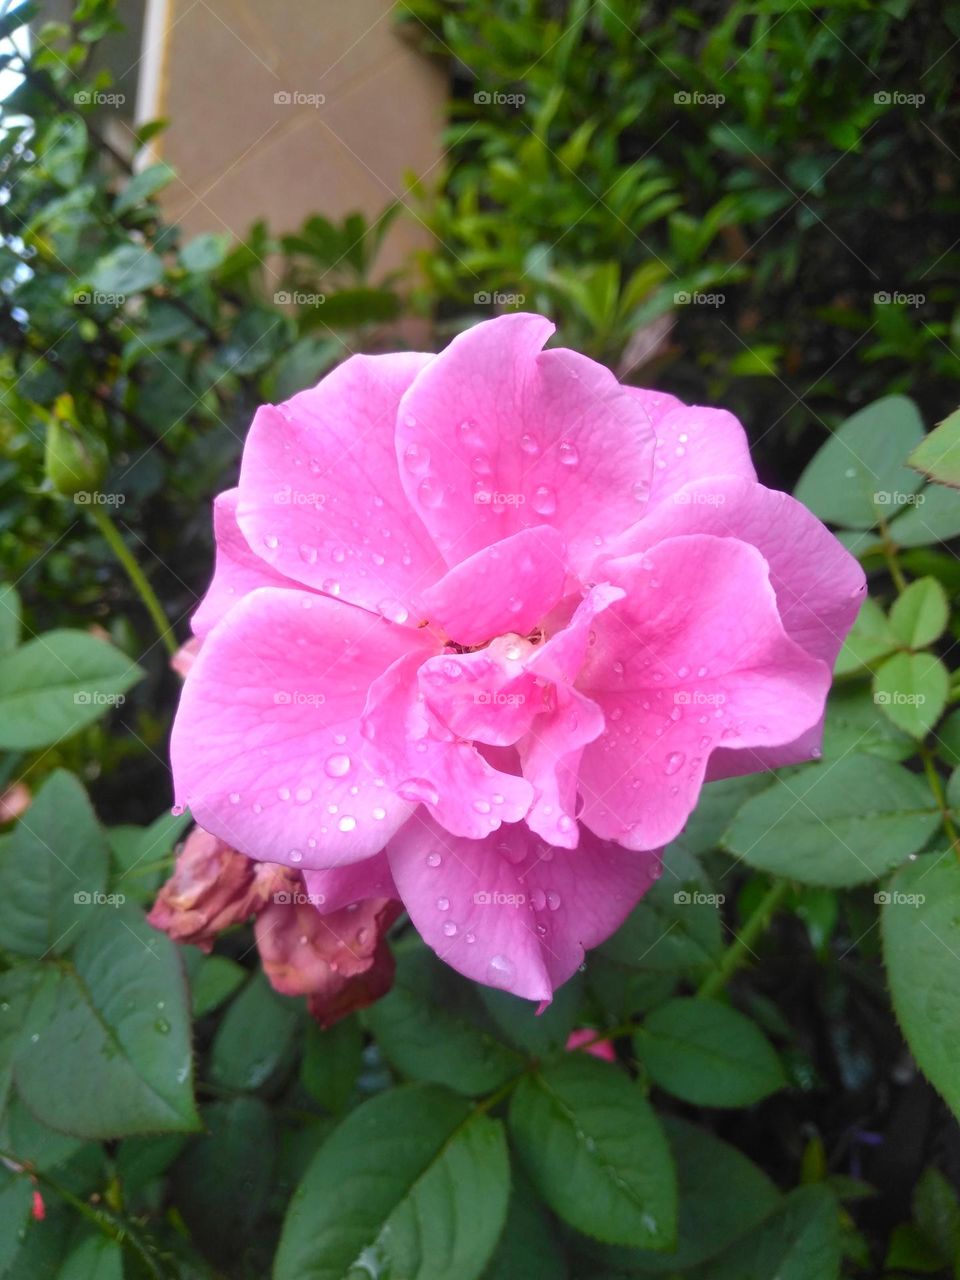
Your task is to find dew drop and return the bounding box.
[289,849,303,863]
[338,815,357,832]
[229,792,240,805]
[487,954,515,988]
[325,753,352,778]
[398,778,440,805]
[531,888,546,911]
[520,432,540,456]
[322,578,341,597]
[458,418,483,448]
[378,599,410,625]
[664,751,685,776]
[442,920,458,937]
[295,786,313,803]
[558,440,579,467]
[299,543,318,565]
[403,442,430,474]
[437,897,450,911]
[426,851,442,868]
[418,477,444,509]
[473,799,492,814]
[532,484,557,516]
[263,534,279,550]
[546,891,562,911]
[278,787,291,801]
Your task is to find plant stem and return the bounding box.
[918,743,960,859]
[696,878,791,1001]
[876,513,907,593]
[88,506,177,657]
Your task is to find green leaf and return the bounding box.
[13,905,199,1138]
[113,161,176,215]
[0,770,109,957]
[274,1083,509,1280]
[888,483,960,547]
[822,684,914,762]
[90,243,165,295]
[690,1184,841,1279]
[55,1235,124,1280]
[481,1166,569,1280]
[794,395,925,529]
[0,1165,34,1276]
[0,583,21,655]
[190,953,246,1018]
[882,853,960,1121]
[909,409,960,489]
[172,1098,277,1256]
[873,651,949,737]
[364,950,520,1095]
[636,998,786,1107]
[180,231,230,273]
[578,1116,781,1273]
[599,845,722,975]
[508,1055,676,1248]
[0,630,143,750]
[913,1166,960,1264]
[723,756,939,886]
[300,1016,362,1114]
[478,969,585,1055]
[209,971,300,1092]
[889,577,950,648]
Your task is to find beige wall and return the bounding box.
[138,0,447,282]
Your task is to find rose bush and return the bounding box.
[171,313,864,1000]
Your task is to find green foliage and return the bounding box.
[3,2,960,1277]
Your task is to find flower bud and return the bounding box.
[44,397,107,498]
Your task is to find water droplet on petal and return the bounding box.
[442,920,458,937]
[263,534,279,550]
[546,891,561,911]
[289,849,303,863]
[558,440,579,467]
[295,786,312,803]
[664,751,685,776]
[299,544,318,564]
[403,442,430,474]
[531,888,546,911]
[278,787,291,801]
[487,954,515,988]
[437,897,450,911]
[532,484,556,516]
[338,815,357,832]
[418,477,444,509]
[473,799,491,814]
[372,806,387,820]
[520,432,540,456]
[426,851,442,868]
[325,753,352,778]
[398,778,440,805]
[229,792,240,805]
[378,599,409,625]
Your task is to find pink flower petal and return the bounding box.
[395,314,656,576]
[236,353,444,619]
[417,638,543,747]
[577,534,831,849]
[632,393,757,511]
[361,651,535,839]
[387,814,661,1001]
[520,684,604,849]
[192,489,294,639]
[302,851,398,911]
[172,587,437,868]
[417,525,569,646]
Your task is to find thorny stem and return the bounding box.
[88,505,177,657]
[696,878,791,1001]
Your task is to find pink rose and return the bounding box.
[147,825,266,950]
[171,314,863,1002]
